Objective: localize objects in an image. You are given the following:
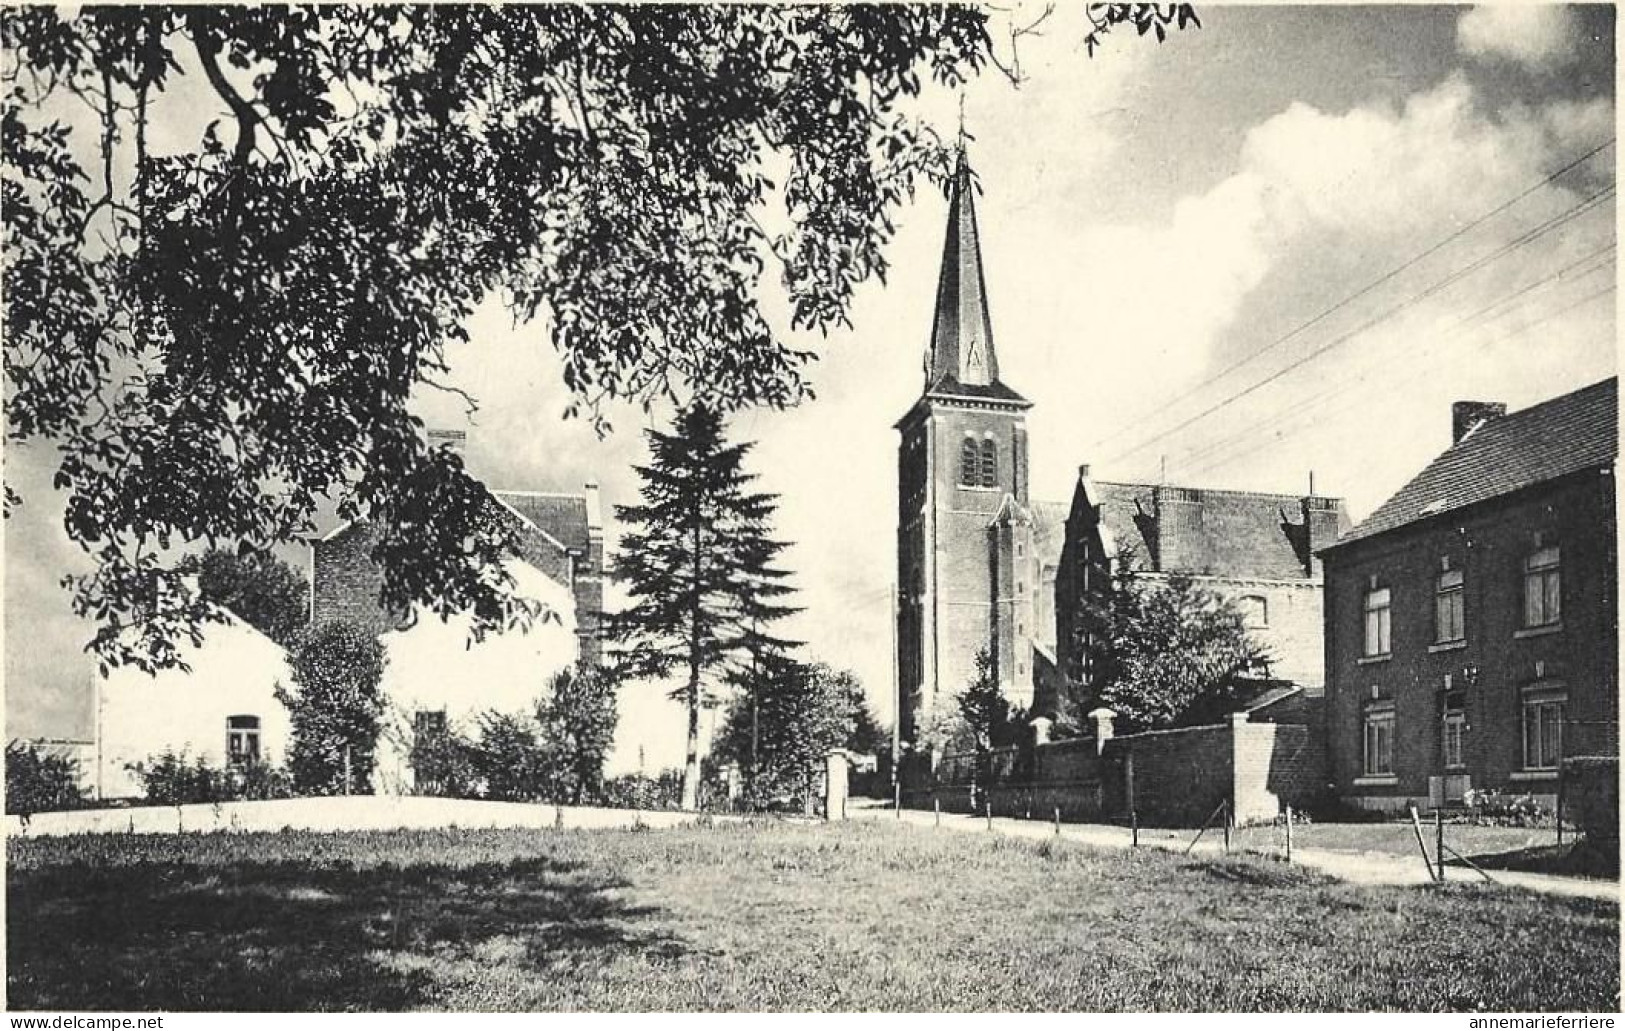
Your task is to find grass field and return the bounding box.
[9,821,1618,1011]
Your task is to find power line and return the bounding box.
[1089,136,1616,457]
[1164,243,1618,479]
[1178,266,1617,485]
[1103,181,1615,468]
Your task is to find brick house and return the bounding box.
[310,476,605,792]
[1320,378,1618,811]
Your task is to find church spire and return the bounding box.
[925,145,1000,389]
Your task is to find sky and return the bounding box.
[6,5,1617,776]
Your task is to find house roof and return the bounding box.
[492,491,592,553]
[1085,480,1337,580]
[1330,377,1618,548]
[318,488,592,556]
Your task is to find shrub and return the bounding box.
[1461,787,1553,828]
[409,723,481,798]
[130,749,292,805]
[5,741,86,816]
[277,621,387,795]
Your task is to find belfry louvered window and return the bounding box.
[959,439,979,485]
[979,439,998,487]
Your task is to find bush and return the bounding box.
[130,749,293,805]
[5,741,86,816]
[278,621,387,795]
[1461,787,1553,827]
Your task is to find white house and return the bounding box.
[95,609,294,800]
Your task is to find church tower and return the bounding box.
[896,149,1035,762]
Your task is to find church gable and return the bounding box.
[1046,477,1340,583]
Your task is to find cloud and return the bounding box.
[1458,5,1582,71]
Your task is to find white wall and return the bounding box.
[373,559,578,793]
[96,613,293,800]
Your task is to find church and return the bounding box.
[895,150,1348,764]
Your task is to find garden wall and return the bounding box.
[914,712,1327,828]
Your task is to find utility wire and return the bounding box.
[1089,136,1617,456]
[1165,242,1618,479]
[1103,181,1615,468]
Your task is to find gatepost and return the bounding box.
[824,749,850,821]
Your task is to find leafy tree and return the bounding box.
[1069,566,1273,734]
[2,4,1193,672]
[4,740,85,816]
[276,620,387,794]
[609,405,798,811]
[715,659,878,808]
[956,647,1023,754]
[190,547,308,648]
[539,665,619,805]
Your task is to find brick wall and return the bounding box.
[907,715,1323,827]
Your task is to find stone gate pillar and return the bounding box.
[824,750,850,821]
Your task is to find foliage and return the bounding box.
[715,658,879,808]
[128,748,292,806]
[955,647,1026,753]
[608,404,799,810]
[189,547,309,648]
[5,740,85,816]
[597,770,688,812]
[538,665,619,805]
[3,4,1196,675]
[276,620,387,794]
[1461,788,1554,829]
[408,720,481,800]
[1066,563,1273,734]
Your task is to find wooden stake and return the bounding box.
[1435,809,1446,882]
[985,799,993,831]
[1131,809,1139,848]
[1284,806,1293,864]
[1054,805,1061,835]
[1409,806,1437,882]
[934,797,941,827]
[1222,800,1231,853]
[894,780,901,818]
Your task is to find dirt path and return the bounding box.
[854,804,1620,902]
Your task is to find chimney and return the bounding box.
[1451,401,1506,445]
[583,481,603,536]
[1152,484,1204,573]
[1301,495,1342,578]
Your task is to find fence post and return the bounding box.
[1054,805,1061,836]
[1556,764,1566,849]
[894,780,901,818]
[985,799,993,831]
[934,797,940,827]
[1409,805,1437,882]
[1131,809,1139,848]
[1222,800,1231,853]
[1435,809,1446,882]
[1284,806,1293,864]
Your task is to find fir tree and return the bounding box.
[608,405,798,810]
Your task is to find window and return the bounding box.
[226,715,261,765]
[1523,696,1565,770]
[1363,587,1391,657]
[1363,705,1395,777]
[1435,568,1464,643]
[1523,545,1561,628]
[414,710,448,739]
[1442,709,1466,769]
[1240,595,1268,629]
[978,438,998,487]
[959,438,979,486]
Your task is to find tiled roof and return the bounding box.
[1331,377,1618,547]
[493,491,592,553]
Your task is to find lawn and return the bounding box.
[8,820,1618,1012]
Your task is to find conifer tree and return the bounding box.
[608,405,798,810]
